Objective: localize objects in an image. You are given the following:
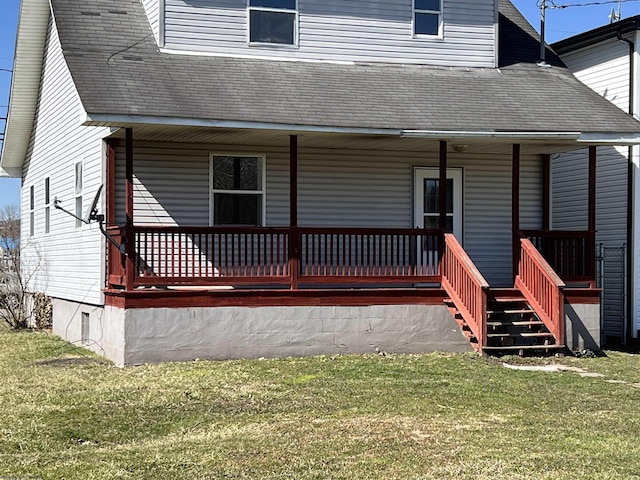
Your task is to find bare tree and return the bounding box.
[0,204,30,328]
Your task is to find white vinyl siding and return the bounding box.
[556,37,634,337]
[162,0,496,67]
[21,17,110,305]
[142,0,162,45]
[552,146,627,247]
[114,141,541,286]
[560,37,630,114]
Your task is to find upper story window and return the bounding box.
[414,0,442,37]
[248,0,297,46]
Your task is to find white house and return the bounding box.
[2,0,640,365]
[552,18,640,346]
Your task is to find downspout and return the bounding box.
[617,30,634,345]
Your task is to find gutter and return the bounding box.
[618,30,636,345]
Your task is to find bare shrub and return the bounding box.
[0,204,43,329]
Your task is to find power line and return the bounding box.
[549,0,640,8]
[0,68,12,73]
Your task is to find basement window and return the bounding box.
[248,0,297,45]
[211,155,265,226]
[81,312,90,345]
[414,0,443,37]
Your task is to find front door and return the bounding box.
[413,167,463,237]
[413,168,463,272]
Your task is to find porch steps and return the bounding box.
[446,288,565,357]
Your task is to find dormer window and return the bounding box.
[248,0,297,46]
[414,0,442,37]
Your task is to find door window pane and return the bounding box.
[423,178,453,213]
[424,215,453,231]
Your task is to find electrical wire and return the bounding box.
[549,0,640,9]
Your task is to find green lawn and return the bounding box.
[1,326,640,479]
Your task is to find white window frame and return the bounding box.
[209,153,267,226]
[74,161,83,229]
[413,0,444,39]
[29,185,35,237]
[44,177,51,234]
[247,0,299,47]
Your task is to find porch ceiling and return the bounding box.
[106,125,602,156]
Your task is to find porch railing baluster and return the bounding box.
[124,226,443,288]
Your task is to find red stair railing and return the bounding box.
[441,233,489,348]
[515,237,566,345]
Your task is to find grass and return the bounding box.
[1,326,640,479]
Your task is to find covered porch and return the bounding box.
[102,127,603,353]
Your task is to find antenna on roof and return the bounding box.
[610,1,622,22]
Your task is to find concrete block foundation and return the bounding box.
[53,300,472,365]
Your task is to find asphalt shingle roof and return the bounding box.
[51,0,640,134]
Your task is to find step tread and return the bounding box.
[489,297,526,303]
[487,320,544,327]
[487,309,534,315]
[486,332,554,338]
[482,344,564,351]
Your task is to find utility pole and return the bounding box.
[539,0,547,65]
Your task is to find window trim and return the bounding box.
[44,177,51,234]
[209,153,267,227]
[74,160,83,229]
[247,0,299,47]
[412,0,444,39]
[29,185,35,237]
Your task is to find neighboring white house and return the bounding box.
[1,0,640,364]
[551,19,640,346]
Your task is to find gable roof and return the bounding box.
[0,0,50,177]
[552,16,640,55]
[3,0,640,176]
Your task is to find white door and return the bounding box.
[413,167,463,238]
[413,168,463,273]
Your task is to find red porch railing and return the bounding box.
[107,226,444,289]
[515,237,565,345]
[298,228,442,284]
[518,229,595,283]
[441,233,489,348]
[107,225,126,289]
